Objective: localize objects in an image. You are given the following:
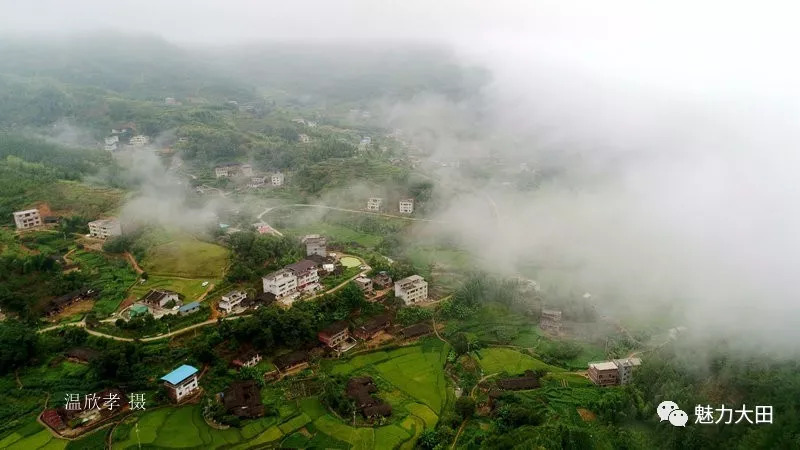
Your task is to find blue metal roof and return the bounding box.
[161,365,198,384]
[179,301,200,312]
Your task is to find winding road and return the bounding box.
[37,256,369,342]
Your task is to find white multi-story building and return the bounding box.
[219,290,247,314]
[105,136,119,145]
[88,219,122,239]
[399,199,414,214]
[367,197,382,211]
[129,135,149,146]
[394,275,428,305]
[104,142,118,151]
[262,269,298,298]
[271,172,285,186]
[13,209,42,230]
[302,234,327,257]
[161,365,199,402]
[286,260,320,292]
[240,164,253,177]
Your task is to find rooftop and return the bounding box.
[263,268,294,280]
[589,361,618,371]
[179,301,200,312]
[286,260,317,273]
[320,320,349,337]
[161,364,199,385]
[14,209,39,215]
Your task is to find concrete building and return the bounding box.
[240,164,253,177]
[588,358,642,386]
[219,291,246,314]
[262,269,298,298]
[302,234,327,257]
[299,134,311,143]
[161,365,200,402]
[105,136,119,145]
[613,358,642,385]
[129,135,149,146]
[104,142,118,151]
[399,199,414,214]
[285,260,320,292]
[367,197,382,211]
[88,219,122,239]
[588,361,619,387]
[318,321,350,349]
[232,351,262,369]
[394,275,428,305]
[271,172,285,186]
[354,277,374,295]
[215,164,240,178]
[539,309,563,333]
[13,209,42,230]
[249,176,266,188]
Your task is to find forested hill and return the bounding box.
[0,34,256,102]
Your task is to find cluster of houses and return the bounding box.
[129,289,200,319]
[40,388,129,438]
[366,197,415,214]
[213,163,285,188]
[260,235,338,306]
[11,208,123,240]
[103,126,150,152]
[346,376,392,420]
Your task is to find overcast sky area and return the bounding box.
[5,1,800,353]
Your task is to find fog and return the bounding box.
[5,1,800,352]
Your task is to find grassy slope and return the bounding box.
[141,237,229,279]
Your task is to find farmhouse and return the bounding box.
[273,350,309,373]
[215,163,241,178]
[161,365,200,402]
[399,198,414,214]
[262,269,298,298]
[353,314,391,340]
[219,290,247,313]
[285,260,321,292]
[13,209,42,230]
[179,301,200,316]
[366,197,382,211]
[394,275,428,304]
[588,361,620,387]
[45,288,96,317]
[249,176,266,187]
[399,323,432,339]
[588,358,642,386]
[539,309,563,333]
[104,136,119,145]
[232,351,262,369]
[497,370,541,391]
[345,376,392,420]
[372,271,392,289]
[318,321,350,348]
[222,380,265,418]
[65,347,100,364]
[88,218,122,239]
[302,234,327,257]
[271,172,285,186]
[142,289,180,308]
[613,357,642,385]
[354,276,374,295]
[129,135,149,146]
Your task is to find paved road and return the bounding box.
[260,203,447,223]
[37,255,368,341]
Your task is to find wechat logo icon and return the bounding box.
[658,401,688,427]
